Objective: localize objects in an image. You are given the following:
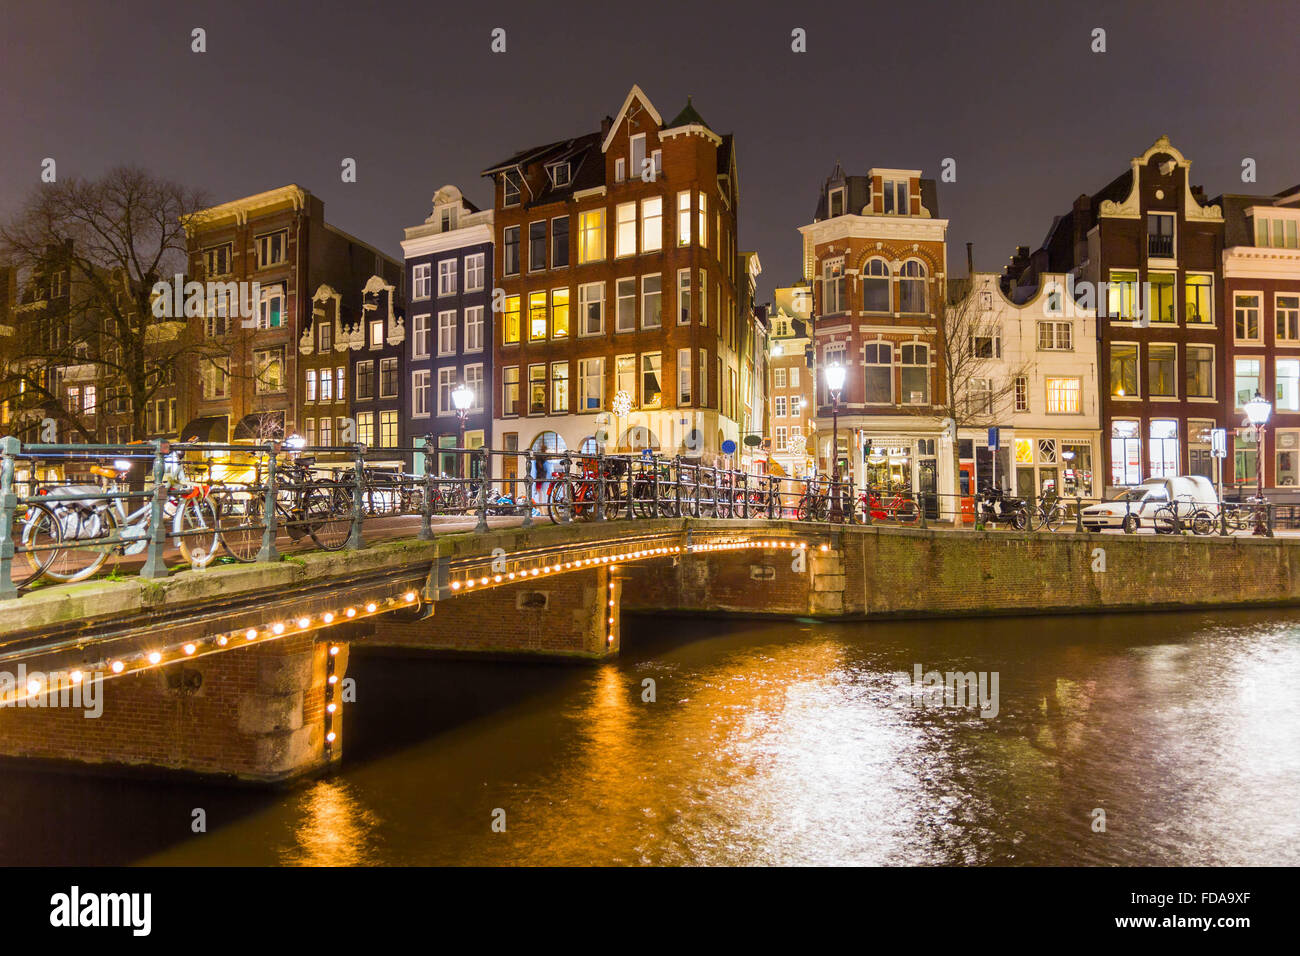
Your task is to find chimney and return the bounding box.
[600,114,613,139]
[966,242,974,276]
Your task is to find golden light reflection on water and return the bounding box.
[282,780,381,867]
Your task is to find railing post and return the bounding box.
[1075,495,1084,532]
[346,443,365,550]
[475,447,490,534]
[1220,498,1229,536]
[625,456,635,521]
[595,451,606,522]
[418,436,435,541]
[0,436,20,600]
[693,462,702,517]
[256,444,280,563]
[918,489,928,529]
[768,475,778,520]
[522,451,535,529]
[139,439,170,579]
[561,452,573,523]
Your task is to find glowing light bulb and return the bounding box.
[323,612,335,624]
[329,646,340,656]
[404,591,416,602]
[365,602,377,613]
[326,731,336,743]
[297,617,311,629]
[346,607,357,617]
[272,623,285,635]
[70,670,83,683]
[110,661,124,673]
[147,652,161,665]
[328,674,338,684]
[27,678,41,694]
[183,643,196,655]
[217,635,228,646]
[326,703,337,714]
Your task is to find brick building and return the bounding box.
[766,284,815,477]
[797,164,950,501]
[482,85,744,478]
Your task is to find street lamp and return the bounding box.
[452,382,473,481]
[1244,389,1272,536]
[824,363,847,521]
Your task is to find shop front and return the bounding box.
[1010,432,1099,502]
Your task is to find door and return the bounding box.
[919,457,938,519]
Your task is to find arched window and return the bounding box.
[900,343,929,405]
[862,258,891,313]
[899,260,927,313]
[864,342,893,404]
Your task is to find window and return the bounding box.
[256,231,286,269]
[551,362,569,414]
[1186,345,1214,399]
[652,150,662,177]
[1046,377,1081,413]
[465,364,483,411]
[412,370,431,416]
[369,318,384,349]
[579,282,604,335]
[968,378,994,416]
[641,197,662,252]
[641,275,662,329]
[579,358,604,411]
[1235,293,1261,340]
[616,278,636,332]
[464,253,485,292]
[1185,274,1213,324]
[900,343,928,404]
[973,333,1001,359]
[356,360,375,400]
[318,320,332,352]
[436,369,455,415]
[438,259,458,296]
[677,191,691,245]
[699,269,707,326]
[379,358,398,398]
[1278,359,1300,412]
[528,221,546,272]
[257,286,283,329]
[1014,375,1028,412]
[465,306,484,352]
[1235,357,1261,408]
[205,286,230,337]
[1147,213,1175,258]
[336,367,346,400]
[641,352,662,408]
[528,291,548,341]
[503,226,520,276]
[774,368,787,389]
[438,310,457,355]
[1149,272,1176,323]
[678,349,691,405]
[1107,270,1139,319]
[66,386,79,415]
[578,209,605,263]
[1111,420,1142,485]
[203,244,231,277]
[319,365,333,401]
[616,203,637,257]
[549,162,570,187]
[551,216,569,268]
[699,349,708,406]
[375,410,397,448]
[862,258,890,312]
[502,295,520,344]
[503,170,521,206]
[1149,419,1178,478]
[697,193,707,249]
[440,208,454,232]
[550,289,568,338]
[1277,294,1300,341]
[775,426,788,451]
[305,368,317,402]
[412,263,432,299]
[304,418,316,446]
[503,366,519,416]
[616,354,636,403]
[864,343,892,404]
[898,261,927,313]
[357,412,374,447]
[1148,344,1176,397]
[628,133,647,177]
[822,259,845,314]
[828,187,845,217]
[677,269,691,324]
[775,395,787,417]
[883,179,908,215]
[1037,320,1072,351]
[319,416,332,447]
[255,348,284,393]
[1110,344,1138,397]
[615,158,625,183]
[202,358,229,400]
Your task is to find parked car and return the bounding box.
[1081,476,1218,533]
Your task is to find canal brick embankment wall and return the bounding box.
[619,527,1300,620]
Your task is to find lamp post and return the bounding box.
[825,363,847,521]
[1244,389,1272,536]
[452,382,473,482]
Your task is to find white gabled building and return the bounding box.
[970,272,1102,501]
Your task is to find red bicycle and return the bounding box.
[548,457,625,523]
[861,487,919,524]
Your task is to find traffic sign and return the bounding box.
[721,439,737,455]
[1211,427,1227,458]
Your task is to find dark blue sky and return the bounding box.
[2,0,1296,298]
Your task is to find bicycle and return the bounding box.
[28,459,219,584]
[11,498,63,589]
[215,454,353,561]
[796,476,829,522]
[1028,494,1068,532]
[1152,494,1218,536]
[861,487,920,524]
[548,457,625,524]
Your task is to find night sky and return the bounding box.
[2,0,1296,298]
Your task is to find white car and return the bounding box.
[1081,476,1218,533]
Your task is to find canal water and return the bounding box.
[3,608,1298,866]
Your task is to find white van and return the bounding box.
[1081,476,1218,533]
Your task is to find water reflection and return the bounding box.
[6,608,1299,865]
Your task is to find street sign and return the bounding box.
[1211,427,1227,458]
[641,448,653,461]
[988,426,999,450]
[743,434,762,447]
[721,439,737,455]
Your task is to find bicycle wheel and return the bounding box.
[548,477,573,524]
[1043,504,1065,532]
[305,484,352,550]
[15,502,61,588]
[1190,509,1216,536]
[1153,504,1177,534]
[175,496,220,568]
[214,489,263,562]
[38,505,116,583]
[894,498,920,525]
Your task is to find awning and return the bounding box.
[179,415,229,443]
[232,412,285,441]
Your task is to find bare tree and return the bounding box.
[928,277,1033,523]
[0,167,209,443]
